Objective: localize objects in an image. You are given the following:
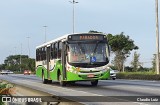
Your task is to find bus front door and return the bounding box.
[62,42,67,80]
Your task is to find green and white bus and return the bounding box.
[36,33,111,86]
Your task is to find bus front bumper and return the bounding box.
[65,70,110,81]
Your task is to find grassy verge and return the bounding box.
[116,72,160,80]
[0,96,3,105]
[0,81,15,105]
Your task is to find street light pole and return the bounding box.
[43,26,47,43]
[14,47,17,55]
[69,0,78,33]
[26,37,30,58]
[20,43,22,72]
[155,0,160,74]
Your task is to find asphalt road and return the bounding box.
[1,74,160,105]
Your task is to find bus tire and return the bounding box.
[112,78,116,80]
[91,80,98,86]
[58,74,66,86]
[42,73,48,84]
[48,80,52,84]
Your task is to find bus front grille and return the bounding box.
[79,70,100,73]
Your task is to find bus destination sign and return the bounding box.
[69,35,104,41]
[80,35,99,40]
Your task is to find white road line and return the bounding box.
[12,79,152,105]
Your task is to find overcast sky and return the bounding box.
[0,0,157,67]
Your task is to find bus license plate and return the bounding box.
[87,74,94,78]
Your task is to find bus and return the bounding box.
[36,33,111,86]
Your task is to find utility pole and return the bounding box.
[26,37,30,58]
[43,26,47,43]
[155,0,160,74]
[20,43,22,72]
[69,0,78,33]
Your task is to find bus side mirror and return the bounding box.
[106,58,109,64]
[106,45,111,56]
[106,45,111,61]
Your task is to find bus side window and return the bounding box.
[58,41,62,59]
[42,47,47,60]
[40,48,43,61]
[36,49,39,61]
[40,49,42,61]
[50,44,54,59]
[54,42,58,59]
[38,48,40,61]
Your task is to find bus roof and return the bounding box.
[36,34,69,49]
[36,33,105,49]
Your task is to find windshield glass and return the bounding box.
[68,42,107,63]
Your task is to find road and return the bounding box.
[0,74,160,105]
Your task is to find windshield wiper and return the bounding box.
[77,42,85,54]
[93,41,101,54]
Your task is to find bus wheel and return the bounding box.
[42,73,48,84]
[58,74,66,86]
[69,81,75,85]
[48,80,52,84]
[91,80,98,86]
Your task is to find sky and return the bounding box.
[0,0,158,67]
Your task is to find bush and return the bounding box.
[117,72,160,80]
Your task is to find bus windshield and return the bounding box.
[68,42,107,64]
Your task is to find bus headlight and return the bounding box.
[102,69,107,73]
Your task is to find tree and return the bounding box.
[125,66,133,72]
[0,64,6,70]
[152,54,158,72]
[152,54,156,72]
[4,55,35,72]
[89,30,102,33]
[107,32,138,72]
[88,30,138,72]
[131,51,140,71]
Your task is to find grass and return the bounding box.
[0,81,15,105]
[116,72,160,80]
